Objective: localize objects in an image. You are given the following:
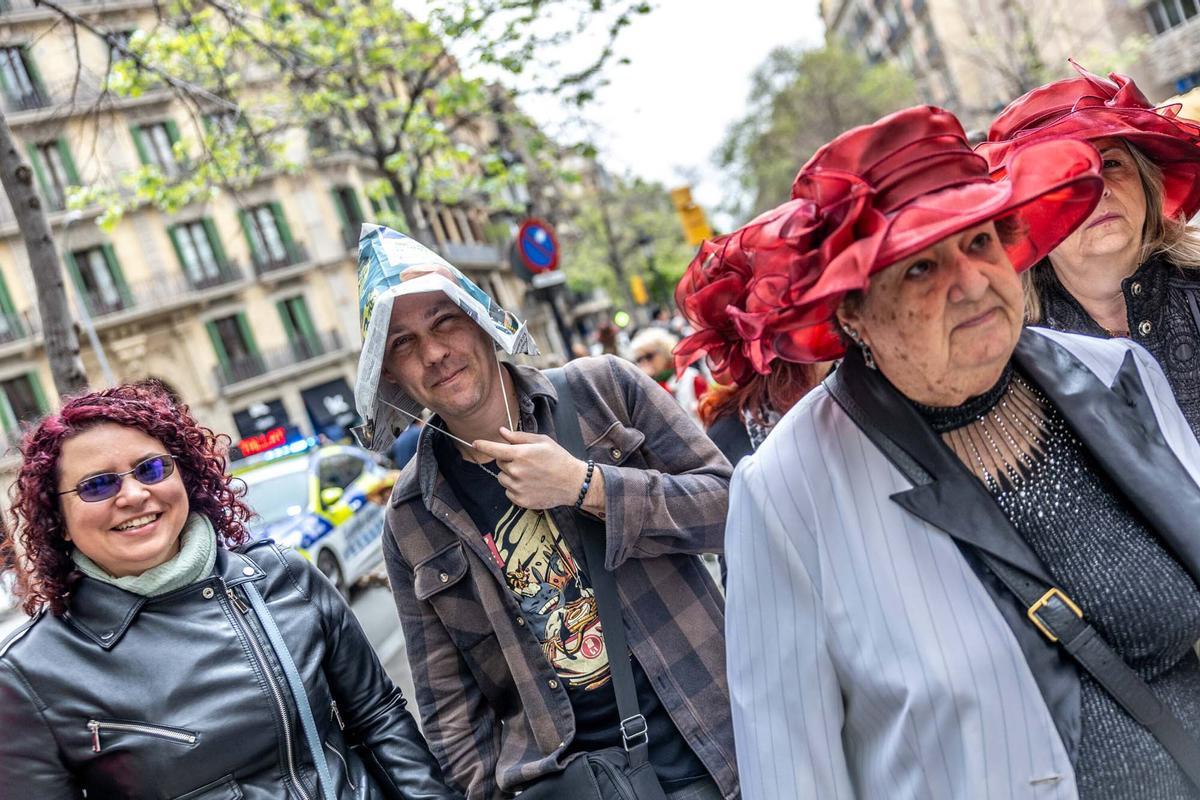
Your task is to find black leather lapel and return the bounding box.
[829,347,1057,585]
[1015,330,1200,585]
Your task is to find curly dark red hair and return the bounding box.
[2,380,251,617]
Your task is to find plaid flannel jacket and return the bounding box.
[382,355,738,799]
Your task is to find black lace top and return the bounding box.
[912,369,1200,799]
[1033,254,1200,440]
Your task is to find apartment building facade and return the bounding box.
[821,0,1161,131]
[0,0,563,474]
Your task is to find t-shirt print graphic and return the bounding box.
[483,506,611,691]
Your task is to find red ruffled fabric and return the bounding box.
[674,175,887,378]
[979,60,1200,220]
[676,105,1103,368]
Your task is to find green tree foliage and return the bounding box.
[716,42,916,220]
[69,0,652,236]
[561,171,694,311]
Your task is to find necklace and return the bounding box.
[462,416,522,478]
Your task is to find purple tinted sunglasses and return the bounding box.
[58,454,176,502]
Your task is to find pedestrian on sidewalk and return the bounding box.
[629,327,708,425]
[352,225,737,800]
[0,381,458,800]
[979,60,1200,438]
[724,105,1200,799]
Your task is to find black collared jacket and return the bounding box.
[0,541,460,800]
[1034,254,1200,438]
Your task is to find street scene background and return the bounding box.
[1,0,1199,706]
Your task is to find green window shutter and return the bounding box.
[0,386,15,438]
[22,47,46,96]
[346,188,364,222]
[238,209,260,263]
[201,218,228,268]
[27,372,47,413]
[276,299,297,340]
[0,270,17,317]
[164,119,181,144]
[269,202,296,248]
[292,297,316,340]
[25,143,50,200]
[63,250,83,292]
[235,312,259,355]
[56,139,80,185]
[129,125,150,166]
[167,224,189,274]
[331,188,350,230]
[205,320,229,367]
[101,244,132,305]
[0,52,11,101]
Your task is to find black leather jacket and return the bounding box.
[1034,254,1200,440]
[0,540,462,800]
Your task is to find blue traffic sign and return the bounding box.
[516,218,559,273]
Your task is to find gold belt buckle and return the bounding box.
[1027,587,1083,642]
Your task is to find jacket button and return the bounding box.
[548,679,559,690]
[201,587,215,599]
[242,566,256,576]
[610,448,621,460]
[516,616,526,626]
[1130,281,1142,296]
[101,631,114,640]
[439,572,449,583]
[1138,320,1152,336]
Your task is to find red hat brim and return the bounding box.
[770,138,1103,363]
[978,107,1200,220]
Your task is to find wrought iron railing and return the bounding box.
[213,328,342,389]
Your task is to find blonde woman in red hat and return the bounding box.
[724,105,1200,799]
[979,61,1200,438]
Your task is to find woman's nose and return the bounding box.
[948,256,991,302]
[113,475,151,506]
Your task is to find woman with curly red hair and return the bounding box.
[0,382,459,800]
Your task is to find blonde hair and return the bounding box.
[1025,140,1200,322]
[630,327,678,360]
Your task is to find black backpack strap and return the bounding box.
[545,367,652,769]
[825,365,1200,791]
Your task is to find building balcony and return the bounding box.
[251,242,311,277]
[1146,15,1200,90]
[3,89,50,113]
[85,262,247,323]
[213,328,344,390]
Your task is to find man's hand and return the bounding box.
[472,428,603,514]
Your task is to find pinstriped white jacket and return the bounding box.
[725,328,1200,800]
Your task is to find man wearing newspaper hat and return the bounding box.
[354,226,737,800]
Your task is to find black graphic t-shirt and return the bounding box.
[433,433,708,790]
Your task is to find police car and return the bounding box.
[236,441,397,595]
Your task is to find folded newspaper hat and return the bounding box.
[353,224,539,452]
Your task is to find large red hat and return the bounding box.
[675,105,1103,370]
[978,61,1200,220]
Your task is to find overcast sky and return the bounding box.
[530,1,826,227]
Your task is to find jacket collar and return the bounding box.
[833,327,1200,587]
[64,548,264,651]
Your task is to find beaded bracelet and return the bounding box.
[574,459,595,509]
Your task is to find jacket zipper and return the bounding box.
[330,700,345,731]
[224,585,311,800]
[87,719,197,753]
[324,741,356,791]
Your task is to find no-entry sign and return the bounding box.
[515,218,559,273]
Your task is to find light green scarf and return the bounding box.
[72,513,218,597]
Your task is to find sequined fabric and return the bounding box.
[914,368,1200,799]
[1035,255,1200,440]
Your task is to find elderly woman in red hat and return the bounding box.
[979,62,1200,437]
[724,105,1200,800]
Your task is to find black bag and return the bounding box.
[517,368,669,800]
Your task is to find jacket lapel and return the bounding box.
[831,346,1057,585]
[1015,329,1200,584]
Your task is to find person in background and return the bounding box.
[389,418,423,469]
[728,104,1200,799]
[630,327,708,424]
[674,233,827,466]
[978,61,1200,437]
[0,381,457,800]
